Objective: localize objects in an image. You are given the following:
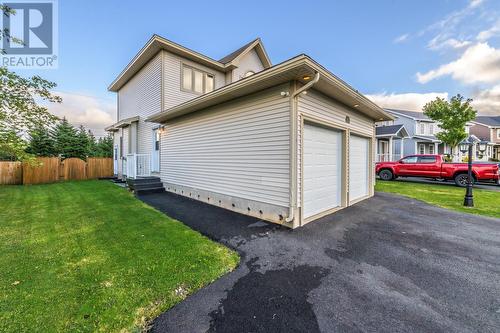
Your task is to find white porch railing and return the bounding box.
[376,154,402,162]
[126,153,151,179]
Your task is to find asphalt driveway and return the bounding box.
[139,191,500,333]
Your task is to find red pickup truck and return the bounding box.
[376,154,500,187]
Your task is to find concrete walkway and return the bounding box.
[139,191,500,333]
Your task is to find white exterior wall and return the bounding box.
[159,84,291,222]
[231,49,265,81]
[163,50,225,109]
[117,52,162,158]
[297,89,375,208]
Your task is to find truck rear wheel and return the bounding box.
[454,173,474,187]
[379,169,394,181]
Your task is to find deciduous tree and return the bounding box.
[423,95,477,161]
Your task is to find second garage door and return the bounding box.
[303,123,343,219]
[349,135,370,203]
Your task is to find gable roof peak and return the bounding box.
[218,37,271,68]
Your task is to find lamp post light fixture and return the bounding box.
[459,138,474,207]
[477,142,487,159]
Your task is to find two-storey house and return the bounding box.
[105,35,393,228]
[376,109,476,162]
[469,116,500,161]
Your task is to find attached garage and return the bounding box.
[349,135,371,204]
[147,55,392,228]
[303,123,343,220]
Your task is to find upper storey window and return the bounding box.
[182,64,215,94]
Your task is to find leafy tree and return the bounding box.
[423,94,477,160]
[26,125,57,156]
[53,118,79,159]
[96,135,113,158]
[0,6,61,162]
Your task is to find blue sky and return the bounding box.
[16,0,500,135]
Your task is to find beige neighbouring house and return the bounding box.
[105,35,393,228]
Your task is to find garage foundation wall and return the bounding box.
[159,83,292,226]
[163,182,289,224]
[296,89,376,226]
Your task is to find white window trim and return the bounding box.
[428,144,435,154]
[181,64,215,95]
[420,123,426,135]
[418,143,425,154]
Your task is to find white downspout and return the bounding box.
[285,72,320,224]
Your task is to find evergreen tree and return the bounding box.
[87,130,98,157]
[74,125,90,160]
[53,118,79,159]
[96,135,113,158]
[26,125,57,156]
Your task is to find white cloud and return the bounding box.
[427,37,471,51]
[471,84,500,115]
[365,92,449,111]
[46,92,116,137]
[476,19,500,41]
[469,0,484,8]
[416,42,500,84]
[394,33,409,44]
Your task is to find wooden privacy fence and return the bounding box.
[0,157,114,185]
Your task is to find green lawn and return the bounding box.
[0,181,239,332]
[375,180,500,219]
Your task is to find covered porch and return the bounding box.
[105,116,161,179]
[413,135,442,155]
[376,125,409,162]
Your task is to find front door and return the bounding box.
[380,141,389,161]
[151,129,160,172]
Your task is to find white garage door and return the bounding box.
[303,123,342,219]
[349,135,370,202]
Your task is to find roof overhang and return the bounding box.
[105,116,139,132]
[376,126,409,138]
[227,38,272,69]
[146,55,394,123]
[108,35,232,92]
[413,135,440,142]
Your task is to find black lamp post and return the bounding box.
[459,138,488,207]
[459,139,474,207]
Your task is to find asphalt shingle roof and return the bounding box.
[376,124,404,136]
[475,115,500,127]
[218,39,259,64]
[384,108,430,120]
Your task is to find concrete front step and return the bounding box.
[133,182,164,190]
[126,177,162,189]
[134,187,165,195]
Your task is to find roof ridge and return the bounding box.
[218,38,260,64]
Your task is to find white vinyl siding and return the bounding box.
[163,51,225,109]
[232,49,265,81]
[303,123,342,218]
[160,84,290,207]
[349,135,370,202]
[117,52,162,156]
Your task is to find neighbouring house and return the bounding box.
[375,124,409,162]
[469,115,500,161]
[375,109,476,162]
[105,35,393,228]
